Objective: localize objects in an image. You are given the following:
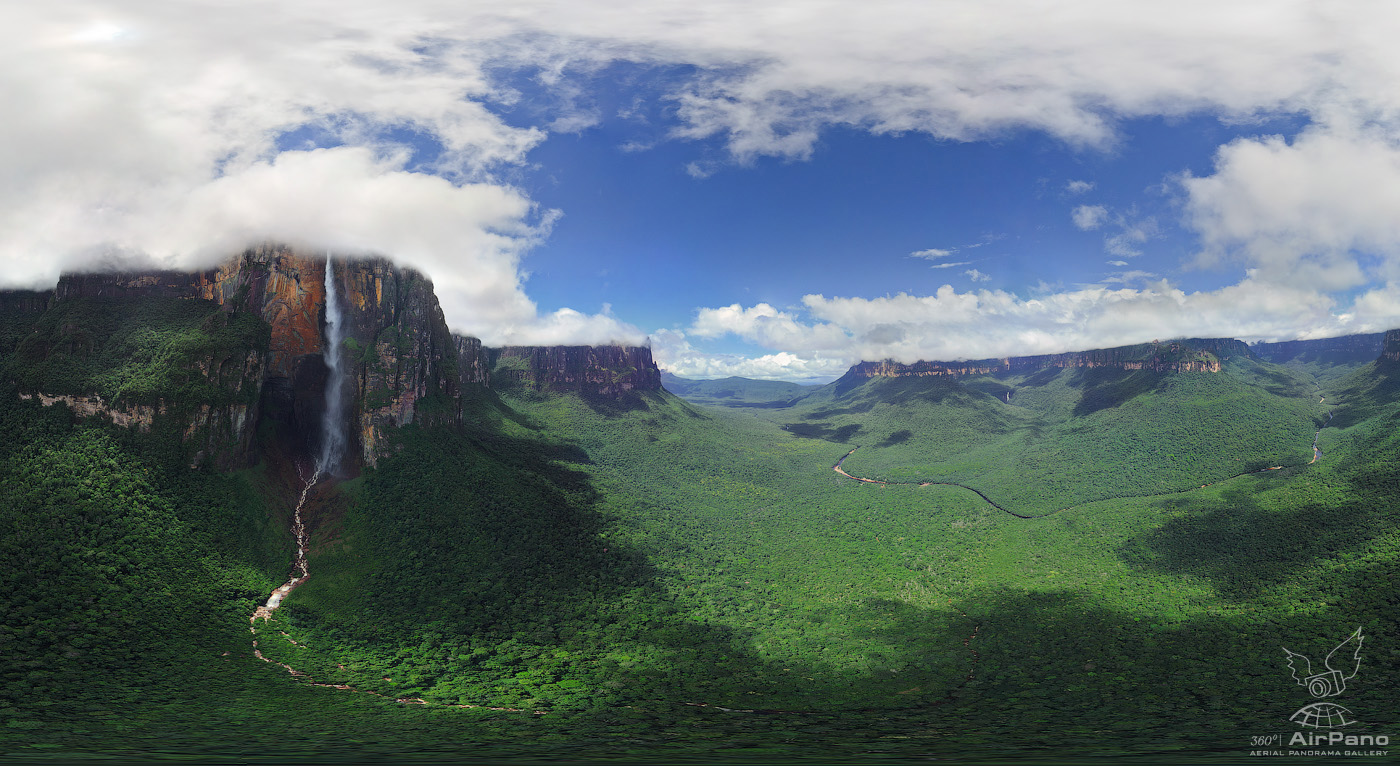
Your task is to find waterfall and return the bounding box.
[251,256,346,626]
[318,257,347,476]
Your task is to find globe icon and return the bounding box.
[1290,702,1356,728]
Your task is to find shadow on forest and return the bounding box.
[579,389,655,417]
[1117,483,1384,601]
[1246,363,1313,398]
[783,421,862,442]
[1070,368,1160,417]
[916,583,1399,739]
[879,429,912,447]
[962,379,1014,400]
[1018,367,1062,388]
[691,397,803,409]
[1329,365,1400,429]
[803,400,874,419]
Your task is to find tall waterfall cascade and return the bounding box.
[252,256,349,628]
[318,257,347,476]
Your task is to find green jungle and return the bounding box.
[2,295,1398,764]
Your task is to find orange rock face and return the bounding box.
[198,245,326,379]
[32,244,493,470]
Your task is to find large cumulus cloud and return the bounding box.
[8,1,1400,359]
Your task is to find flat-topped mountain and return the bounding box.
[845,337,1249,380]
[490,345,662,396]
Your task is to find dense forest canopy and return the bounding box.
[2,293,1397,762]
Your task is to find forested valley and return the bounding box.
[3,292,1398,763]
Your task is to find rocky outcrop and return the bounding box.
[1252,333,1387,366]
[194,246,327,380]
[489,345,661,396]
[17,392,160,431]
[1381,329,1400,365]
[454,335,490,388]
[848,338,1249,380]
[194,247,493,467]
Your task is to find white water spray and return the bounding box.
[318,257,347,477]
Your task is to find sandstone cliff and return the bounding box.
[848,338,1248,380]
[193,246,494,467]
[5,245,490,469]
[489,345,662,397]
[335,258,484,465]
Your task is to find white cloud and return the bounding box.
[687,278,1400,369]
[1100,269,1158,285]
[1073,204,1158,257]
[1107,260,1129,267]
[910,247,956,259]
[9,0,1400,354]
[929,261,973,269]
[650,328,847,381]
[1104,215,1159,258]
[1066,180,1094,194]
[1182,121,1400,290]
[1072,205,1109,230]
[689,303,849,350]
[964,269,991,282]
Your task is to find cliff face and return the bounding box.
[55,270,213,301]
[9,245,491,470]
[0,289,53,315]
[1382,330,1400,365]
[848,338,1246,380]
[490,345,662,396]
[199,248,494,467]
[454,335,490,388]
[1252,333,1387,366]
[335,258,482,466]
[195,246,327,380]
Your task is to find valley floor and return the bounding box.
[4,356,1400,763]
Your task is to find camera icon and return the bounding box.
[1305,669,1346,698]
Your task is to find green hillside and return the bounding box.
[3,310,1398,762]
[768,355,1321,514]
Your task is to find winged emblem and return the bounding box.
[1283,627,1363,698]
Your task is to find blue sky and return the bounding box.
[8,2,1400,380]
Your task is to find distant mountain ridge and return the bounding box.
[845,337,1250,380]
[1251,333,1387,366]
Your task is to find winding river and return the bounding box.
[833,379,1336,517]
